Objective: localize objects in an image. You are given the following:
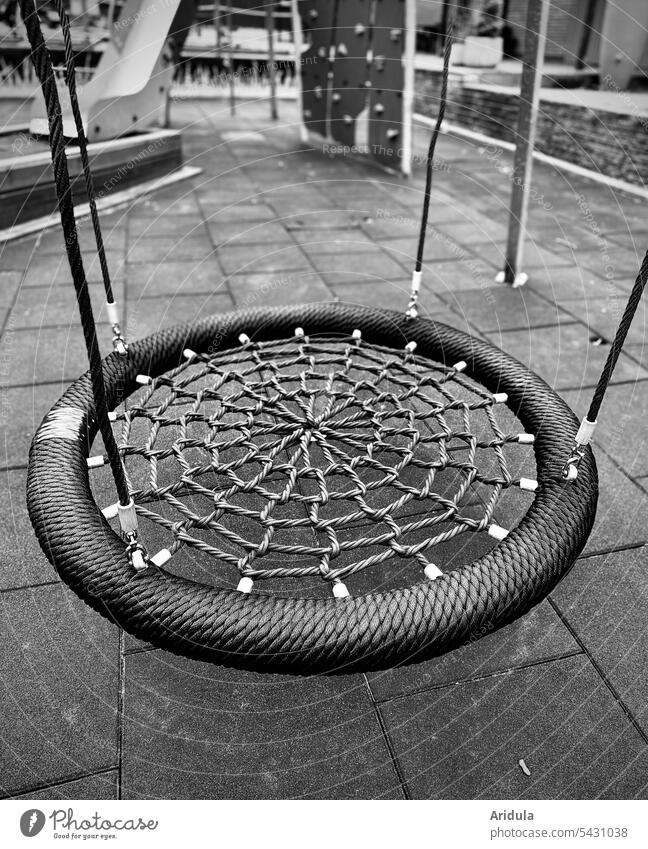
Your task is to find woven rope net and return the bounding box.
[105,331,537,597]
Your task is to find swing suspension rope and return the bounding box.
[19,0,146,567]
[52,0,127,354]
[406,8,455,320]
[21,0,645,592]
[402,8,648,481]
[562,250,648,479]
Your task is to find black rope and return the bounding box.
[18,0,130,507]
[53,0,114,305]
[414,12,454,273]
[587,250,648,422]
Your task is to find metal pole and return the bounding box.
[226,0,236,116]
[213,1,220,94]
[215,2,221,50]
[290,0,308,142]
[266,1,278,120]
[575,0,597,70]
[107,0,117,30]
[214,1,223,97]
[401,0,417,177]
[497,0,550,288]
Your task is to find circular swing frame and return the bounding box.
[27,302,598,675]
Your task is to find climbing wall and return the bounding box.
[298,0,412,171]
[299,0,339,139]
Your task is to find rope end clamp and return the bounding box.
[106,301,128,355]
[562,417,597,482]
[406,270,422,319]
[118,499,148,572]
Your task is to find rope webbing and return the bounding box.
[114,336,530,587]
[19,0,130,507]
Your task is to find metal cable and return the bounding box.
[587,250,648,423]
[52,0,128,354]
[19,0,130,507]
[414,12,454,273]
[52,0,114,304]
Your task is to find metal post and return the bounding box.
[215,2,221,50]
[214,0,222,96]
[496,0,550,288]
[290,0,308,143]
[575,0,597,70]
[401,0,417,177]
[107,0,117,29]
[80,0,89,32]
[226,0,236,116]
[266,1,278,120]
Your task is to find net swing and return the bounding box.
[23,3,643,675]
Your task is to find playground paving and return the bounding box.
[1,98,647,800]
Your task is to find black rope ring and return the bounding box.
[27,304,598,674]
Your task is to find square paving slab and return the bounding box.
[379,654,648,799]
[12,770,119,801]
[0,585,119,797]
[551,547,648,738]
[367,600,580,702]
[0,469,60,591]
[485,324,647,391]
[121,652,402,800]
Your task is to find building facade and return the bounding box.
[417,0,648,85]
